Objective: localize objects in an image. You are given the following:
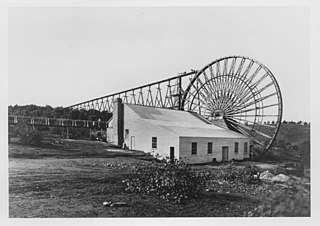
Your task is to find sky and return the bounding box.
[8,6,310,122]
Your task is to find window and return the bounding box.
[152,137,157,149]
[207,142,213,154]
[125,129,129,139]
[244,142,248,154]
[234,142,239,153]
[191,142,197,155]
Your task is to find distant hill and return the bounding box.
[276,123,310,145]
[254,122,310,147]
[254,122,310,163]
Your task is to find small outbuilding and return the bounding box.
[108,98,251,164]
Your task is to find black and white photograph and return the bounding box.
[2,0,319,224]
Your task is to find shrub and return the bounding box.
[50,127,62,135]
[220,165,261,183]
[244,165,261,183]
[247,179,310,217]
[89,133,97,141]
[124,159,211,203]
[20,127,43,146]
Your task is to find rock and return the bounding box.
[260,170,274,180]
[277,183,289,188]
[103,201,112,206]
[271,174,290,183]
[110,202,128,207]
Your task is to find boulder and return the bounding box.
[260,170,274,180]
[271,174,290,183]
[103,201,112,206]
[110,202,128,207]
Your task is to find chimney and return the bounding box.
[113,98,124,146]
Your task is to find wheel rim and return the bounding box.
[182,56,283,152]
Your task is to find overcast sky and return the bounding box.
[8,6,310,122]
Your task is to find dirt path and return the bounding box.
[9,154,260,217]
[9,157,130,217]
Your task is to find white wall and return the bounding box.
[123,105,180,159]
[106,128,114,143]
[179,137,251,164]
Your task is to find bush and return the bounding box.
[20,127,43,146]
[50,127,62,135]
[89,133,97,141]
[247,179,310,217]
[220,165,261,184]
[124,159,211,203]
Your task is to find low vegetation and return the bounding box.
[247,177,310,217]
[122,157,310,217]
[124,159,211,203]
[20,127,43,146]
[9,121,43,146]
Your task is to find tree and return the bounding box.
[78,109,88,120]
[52,107,66,118]
[69,109,80,120]
[20,127,43,146]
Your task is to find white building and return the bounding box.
[108,99,251,164]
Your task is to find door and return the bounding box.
[170,147,174,162]
[130,136,135,150]
[249,145,254,159]
[125,129,129,143]
[222,146,229,161]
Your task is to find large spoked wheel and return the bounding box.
[181,56,283,154]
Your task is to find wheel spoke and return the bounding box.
[241,60,254,79]
[226,119,253,137]
[184,56,282,153]
[225,116,272,139]
[226,92,278,115]
[227,116,276,129]
[236,80,275,108]
[227,103,280,116]
[225,114,279,117]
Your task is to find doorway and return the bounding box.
[130,136,135,150]
[222,146,229,161]
[170,147,174,163]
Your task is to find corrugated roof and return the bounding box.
[125,104,249,139]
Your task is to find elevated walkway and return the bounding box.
[8,115,110,130]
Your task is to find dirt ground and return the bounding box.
[8,139,309,218]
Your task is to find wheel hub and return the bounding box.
[211,110,224,119]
